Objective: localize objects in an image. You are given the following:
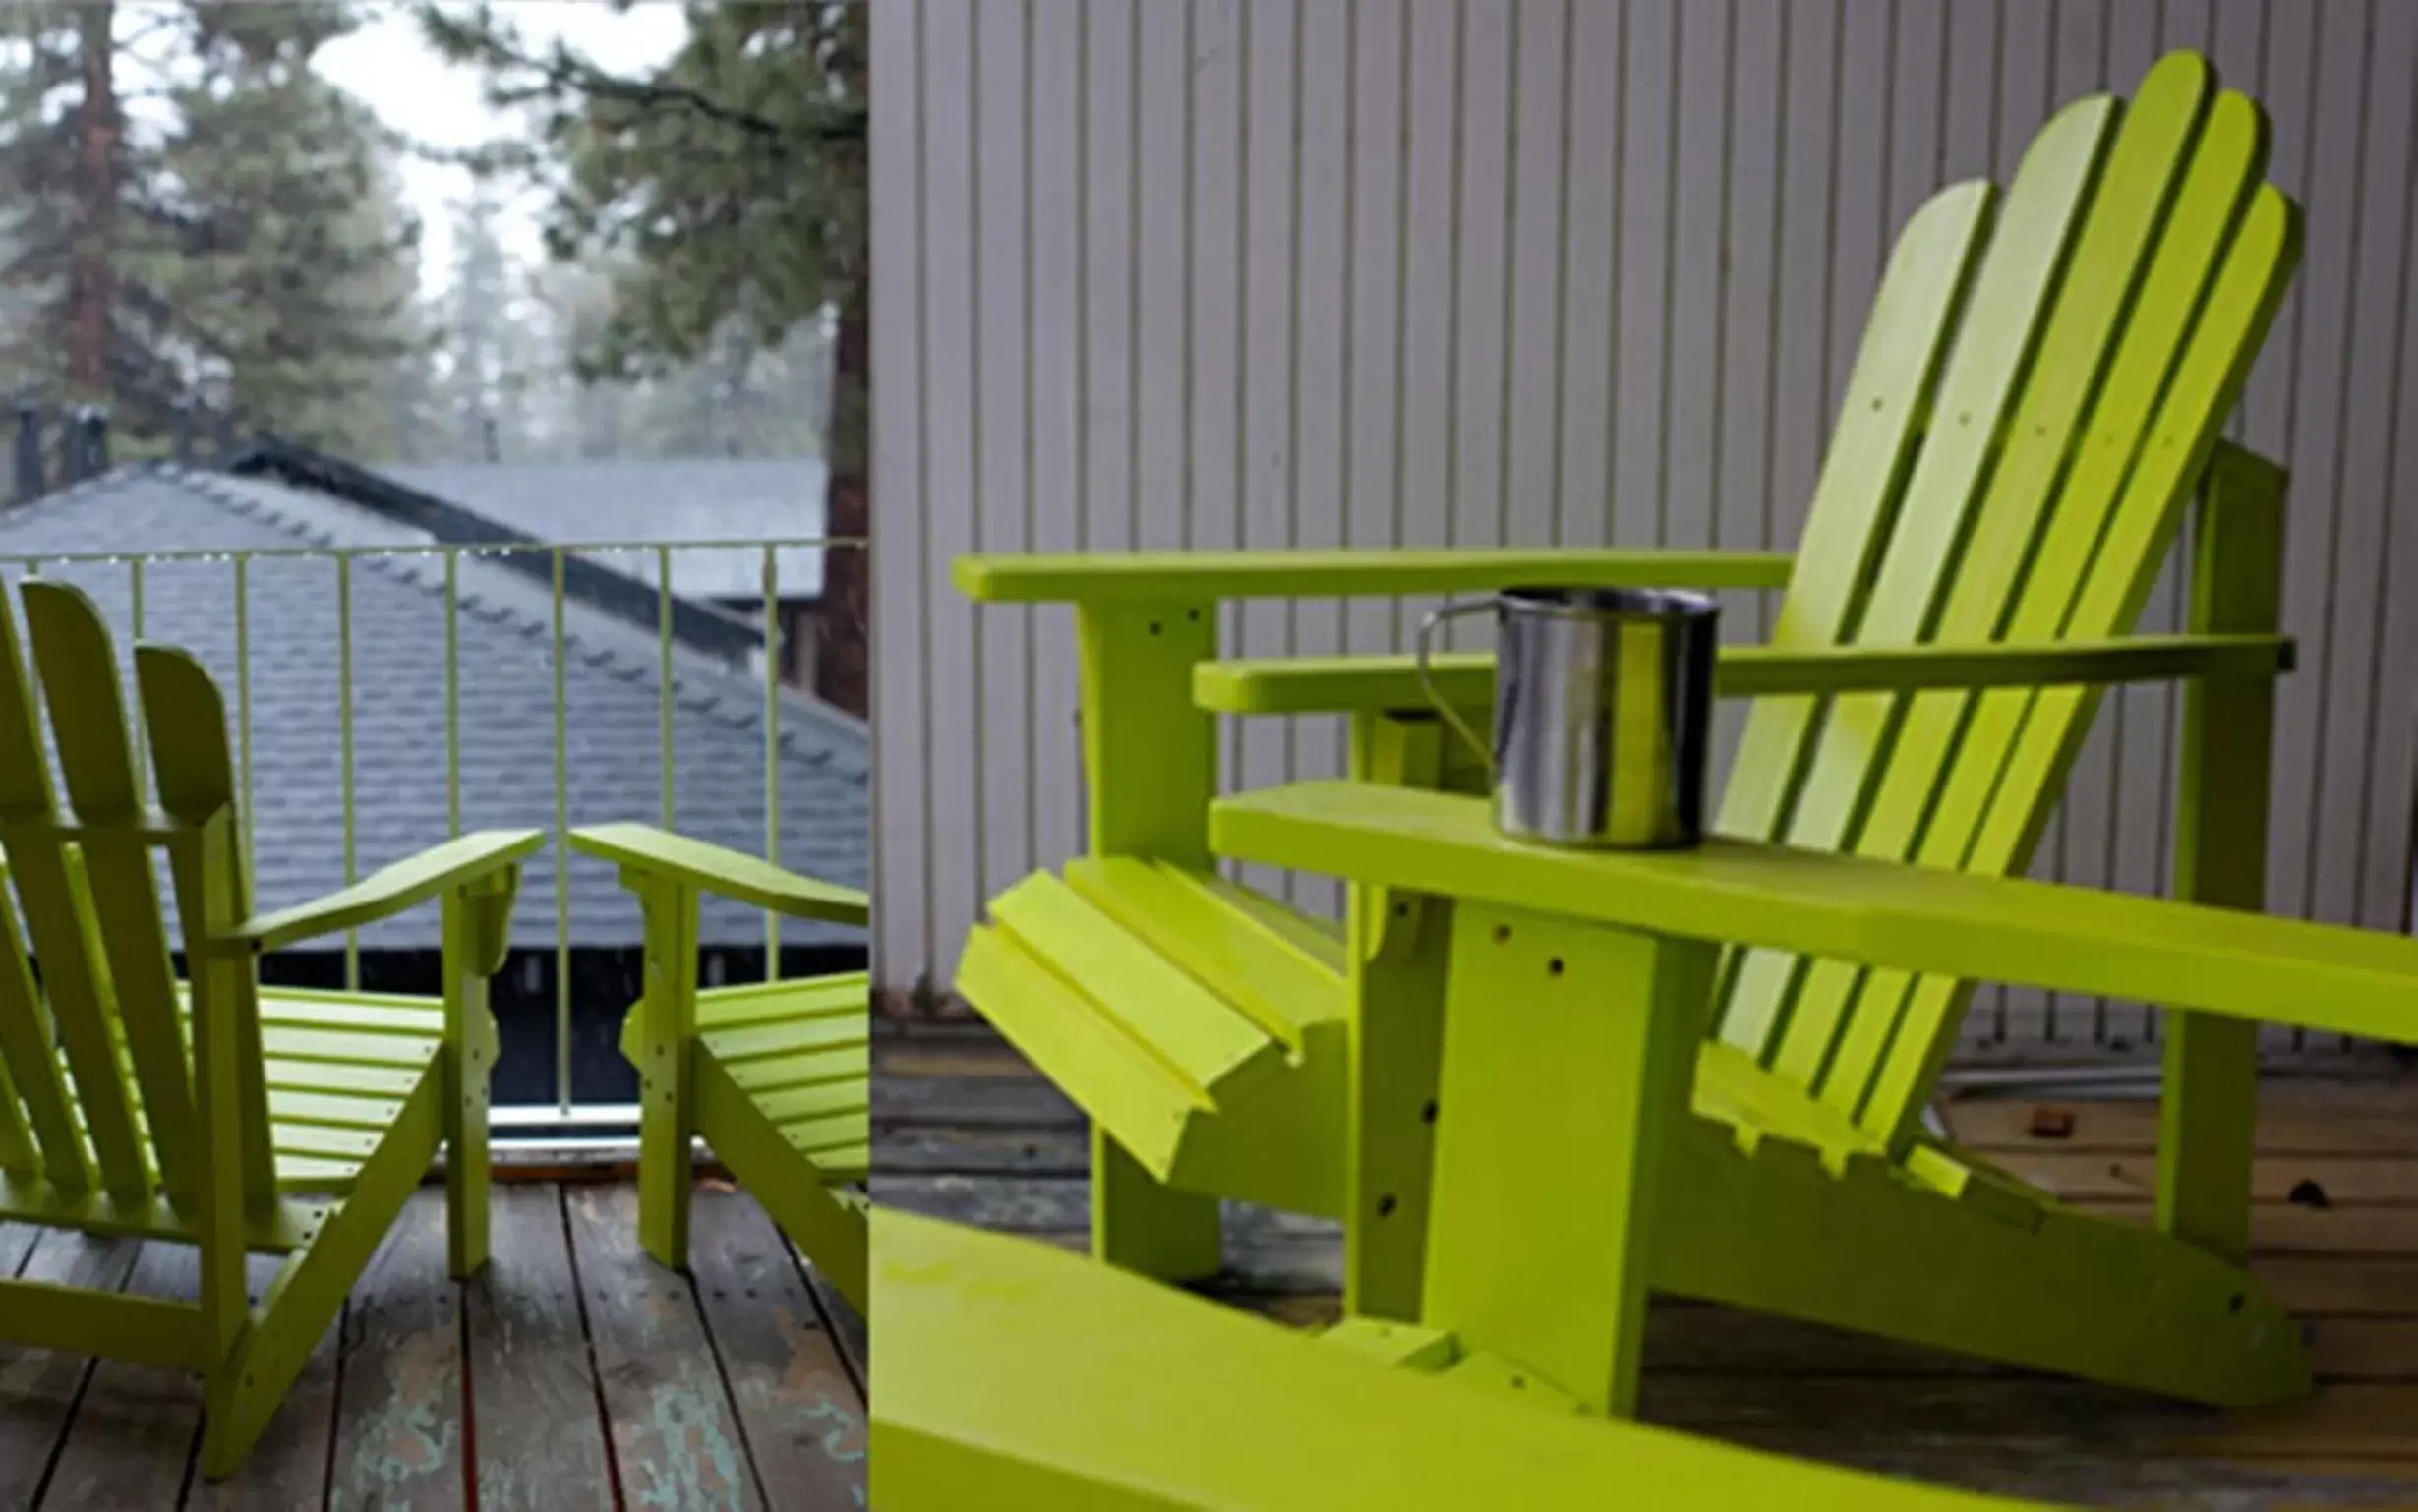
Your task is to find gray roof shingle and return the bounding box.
[376,458,830,601]
[0,465,867,953]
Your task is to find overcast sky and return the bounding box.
[315,1,689,294]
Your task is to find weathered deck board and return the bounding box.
[463,1185,618,1511]
[689,1186,868,1506]
[0,1230,141,1506]
[184,1255,342,1511]
[0,1180,869,1510]
[566,1183,762,1512]
[876,1029,2418,1505]
[328,1191,467,1511]
[42,1243,204,1509]
[0,1220,40,1275]
[800,1257,868,1393]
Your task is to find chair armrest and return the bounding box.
[231,829,545,954]
[1209,782,2418,1045]
[954,547,1794,604]
[1194,633,2295,717]
[871,1208,2047,1511]
[567,823,870,926]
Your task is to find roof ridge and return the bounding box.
[170,470,868,785]
[0,463,159,540]
[387,453,825,469]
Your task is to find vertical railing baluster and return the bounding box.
[445,552,461,838]
[234,553,253,866]
[553,548,570,1116]
[338,553,357,992]
[762,544,781,984]
[658,546,674,831]
[127,557,149,796]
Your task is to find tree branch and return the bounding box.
[416,3,862,151]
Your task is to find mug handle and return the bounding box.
[1413,599,1499,783]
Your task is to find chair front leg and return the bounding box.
[441,880,511,1278]
[1420,903,1717,1417]
[1344,712,1455,1322]
[1075,597,1226,1280]
[635,878,702,1269]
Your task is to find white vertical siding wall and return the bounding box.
[872,0,2418,1056]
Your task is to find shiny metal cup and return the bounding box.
[1415,586,1718,849]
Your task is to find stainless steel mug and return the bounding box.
[1414,586,1718,849]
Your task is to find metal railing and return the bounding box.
[0,534,868,1136]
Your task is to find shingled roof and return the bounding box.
[376,457,829,602]
[0,464,868,954]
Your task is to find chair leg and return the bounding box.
[634,879,701,1270]
[1091,1127,1221,1282]
[446,1032,492,1280]
[199,1351,261,1481]
[201,1074,445,1479]
[1344,876,1452,1324]
[639,1068,697,1269]
[1418,906,1715,1417]
[441,892,498,1279]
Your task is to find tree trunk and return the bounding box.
[809,1,871,723]
[66,1,117,399]
[814,278,870,721]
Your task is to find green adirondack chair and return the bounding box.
[951,48,2314,1405]
[871,1208,2064,1510]
[0,580,540,1477]
[1205,776,2418,1422]
[569,825,870,1313]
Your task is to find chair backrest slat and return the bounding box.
[1739,64,2207,1054]
[0,1057,32,1176]
[0,591,152,1201]
[0,910,77,1188]
[1814,92,2279,1134]
[1712,87,2120,1056]
[1761,57,2227,1090]
[1705,51,2302,1150]
[23,583,202,1208]
[0,583,271,1217]
[1717,181,1996,843]
[140,641,278,1206]
[1853,181,2300,1145]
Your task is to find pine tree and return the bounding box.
[441,183,513,459]
[0,0,423,455]
[0,1,141,409]
[526,259,629,461]
[417,1,868,715]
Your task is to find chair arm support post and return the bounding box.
[2158,441,2286,1264]
[440,876,511,1276]
[1077,601,1219,866]
[1069,599,1227,1277]
[635,878,702,1265]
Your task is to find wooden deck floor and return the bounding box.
[0,1182,865,1510]
[875,1026,2418,1508]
